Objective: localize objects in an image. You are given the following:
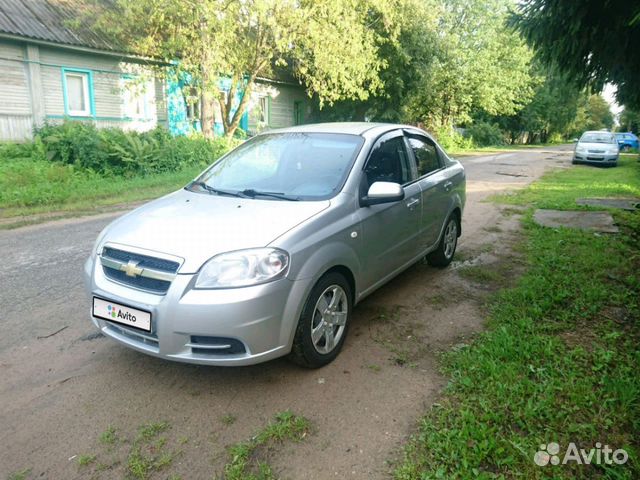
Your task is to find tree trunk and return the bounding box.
[222,77,256,139]
[201,89,215,139]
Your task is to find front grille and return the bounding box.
[101,246,180,294]
[189,336,247,356]
[103,247,180,272]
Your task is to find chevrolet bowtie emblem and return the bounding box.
[122,260,144,277]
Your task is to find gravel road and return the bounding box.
[0,146,572,479]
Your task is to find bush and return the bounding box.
[432,126,475,151]
[32,121,237,176]
[465,122,506,147]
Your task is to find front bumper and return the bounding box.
[573,152,618,165]
[84,256,311,366]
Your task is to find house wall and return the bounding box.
[268,84,309,129]
[0,40,32,140]
[246,83,310,135]
[0,38,168,141]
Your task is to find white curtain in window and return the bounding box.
[66,74,86,112]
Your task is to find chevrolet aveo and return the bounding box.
[85,123,466,368]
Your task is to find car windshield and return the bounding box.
[580,132,616,144]
[188,132,364,201]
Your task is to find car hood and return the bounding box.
[100,189,330,273]
[577,142,618,151]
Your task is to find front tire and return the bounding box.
[427,214,458,268]
[289,272,352,368]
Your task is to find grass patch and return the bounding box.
[395,156,640,478]
[74,420,179,479]
[449,142,563,157]
[0,161,203,218]
[457,265,504,285]
[77,454,96,466]
[491,154,640,210]
[99,425,119,445]
[221,414,237,426]
[7,468,31,480]
[222,411,310,480]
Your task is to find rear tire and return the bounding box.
[622,145,631,153]
[289,272,352,368]
[427,214,458,268]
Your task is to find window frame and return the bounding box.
[121,76,151,120]
[360,130,418,194]
[404,132,445,179]
[61,68,94,117]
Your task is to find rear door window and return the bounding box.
[407,136,443,177]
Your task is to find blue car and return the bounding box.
[615,132,639,152]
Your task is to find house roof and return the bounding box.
[0,0,124,53]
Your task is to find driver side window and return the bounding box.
[364,136,415,189]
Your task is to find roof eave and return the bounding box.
[0,32,167,65]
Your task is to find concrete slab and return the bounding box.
[576,197,640,211]
[533,209,619,233]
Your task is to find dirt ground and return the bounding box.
[0,146,571,479]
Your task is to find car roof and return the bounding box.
[259,122,421,139]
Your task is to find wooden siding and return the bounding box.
[0,39,167,140]
[268,84,308,129]
[0,41,30,116]
[247,84,309,133]
[0,114,33,140]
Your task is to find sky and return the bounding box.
[603,83,622,125]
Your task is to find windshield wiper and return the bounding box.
[188,181,245,198]
[240,189,299,201]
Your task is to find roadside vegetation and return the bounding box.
[222,411,310,480]
[395,155,640,479]
[0,122,236,220]
[66,412,309,480]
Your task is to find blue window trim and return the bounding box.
[61,67,96,117]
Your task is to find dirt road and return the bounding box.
[0,146,572,479]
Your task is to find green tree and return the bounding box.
[569,94,614,136]
[403,0,536,130]
[512,0,640,108]
[496,68,583,143]
[310,0,441,123]
[619,107,640,133]
[96,0,400,138]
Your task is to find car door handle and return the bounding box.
[443,181,453,191]
[406,198,420,208]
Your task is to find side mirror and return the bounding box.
[572,138,579,143]
[361,181,405,207]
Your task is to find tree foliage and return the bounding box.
[619,107,640,133]
[95,0,401,137]
[512,0,640,109]
[403,0,536,129]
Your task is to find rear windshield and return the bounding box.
[580,132,616,144]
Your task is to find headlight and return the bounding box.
[575,146,586,153]
[607,148,618,155]
[195,248,289,289]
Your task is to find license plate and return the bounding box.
[93,297,152,332]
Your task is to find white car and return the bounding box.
[573,131,619,167]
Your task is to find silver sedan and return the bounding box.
[84,123,466,367]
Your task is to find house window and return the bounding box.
[63,70,92,117]
[122,78,152,119]
[259,96,270,124]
